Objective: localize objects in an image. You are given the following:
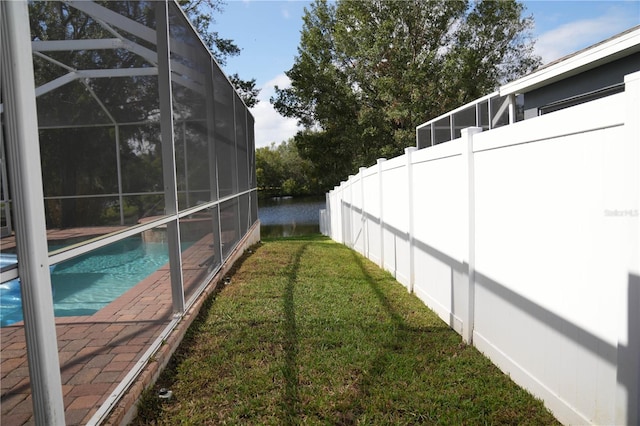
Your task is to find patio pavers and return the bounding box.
[0,225,256,425]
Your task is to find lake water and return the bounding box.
[258,196,326,238]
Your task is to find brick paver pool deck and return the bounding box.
[1,224,258,425]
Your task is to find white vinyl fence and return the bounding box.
[321,70,640,426]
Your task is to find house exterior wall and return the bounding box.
[523,51,640,118]
[323,71,640,425]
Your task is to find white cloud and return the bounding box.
[250,74,302,148]
[535,10,637,64]
[260,74,292,99]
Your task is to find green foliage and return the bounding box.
[177,0,261,107]
[229,73,261,108]
[256,139,320,196]
[177,0,233,63]
[272,0,541,187]
[100,201,139,225]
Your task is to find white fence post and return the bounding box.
[360,167,367,257]
[322,192,330,236]
[349,175,355,248]
[335,182,344,244]
[344,178,349,245]
[405,147,417,293]
[461,127,482,344]
[339,182,345,245]
[377,158,386,269]
[615,70,640,426]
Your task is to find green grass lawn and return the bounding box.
[133,235,559,425]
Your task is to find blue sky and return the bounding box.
[212,0,640,148]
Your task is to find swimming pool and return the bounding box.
[0,236,185,327]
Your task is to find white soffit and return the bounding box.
[500,25,640,96]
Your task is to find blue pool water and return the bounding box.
[0,236,179,327]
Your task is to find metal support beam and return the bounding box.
[68,0,202,71]
[491,95,510,128]
[204,61,223,267]
[34,68,159,98]
[67,0,157,45]
[155,0,185,315]
[0,122,14,237]
[182,121,190,208]
[206,61,219,203]
[32,38,124,51]
[0,2,65,424]
[115,125,125,225]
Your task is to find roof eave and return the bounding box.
[500,25,640,96]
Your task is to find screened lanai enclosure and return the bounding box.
[1,1,258,424]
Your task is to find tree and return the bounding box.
[272,0,541,188]
[256,140,319,196]
[178,0,260,107]
[271,0,365,191]
[229,73,261,108]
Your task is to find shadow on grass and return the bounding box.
[344,250,416,416]
[281,241,309,425]
[339,250,463,423]
[340,250,558,425]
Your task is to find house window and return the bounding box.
[539,83,625,115]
